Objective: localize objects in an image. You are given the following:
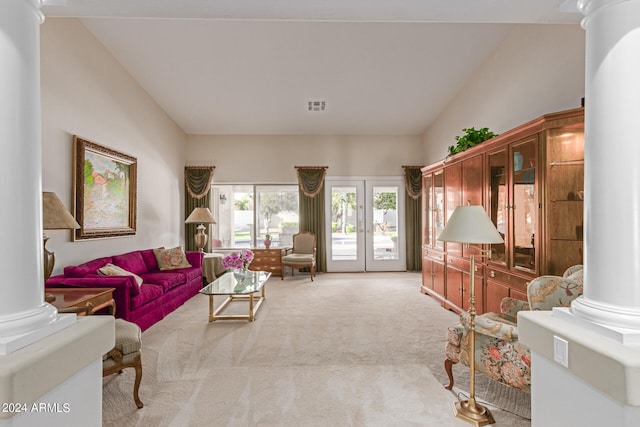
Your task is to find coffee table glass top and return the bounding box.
[200,270,271,296]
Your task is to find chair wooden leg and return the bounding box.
[444,358,457,390]
[133,354,144,409]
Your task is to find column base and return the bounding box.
[554,306,640,345]
[0,313,75,355]
[569,296,640,335]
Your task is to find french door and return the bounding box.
[325,178,406,272]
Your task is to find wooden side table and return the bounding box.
[46,288,116,315]
[249,248,284,277]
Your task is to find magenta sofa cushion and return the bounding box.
[179,267,202,283]
[141,271,185,292]
[140,248,160,272]
[64,256,113,278]
[113,251,149,275]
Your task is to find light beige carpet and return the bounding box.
[103,272,530,426]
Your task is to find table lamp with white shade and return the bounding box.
[185,207,216,252]
[437,204,504,426]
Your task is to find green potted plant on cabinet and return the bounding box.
[447,127,498,157]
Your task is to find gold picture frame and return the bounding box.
[73,136,137,240]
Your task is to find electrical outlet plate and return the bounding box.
[554,335,569,368]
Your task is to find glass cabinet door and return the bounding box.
[488,150,507,265]
[511,137,537,272]
[424,174,432,247]
[545,123,584,275]
[433,171,445,250]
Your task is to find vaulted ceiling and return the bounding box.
[42,0,582,135]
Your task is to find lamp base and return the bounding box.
[194,224,208,252]
[453,400,495,426]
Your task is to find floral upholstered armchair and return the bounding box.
[444,265,584,392]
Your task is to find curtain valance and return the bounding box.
[295,166,328,199]
[403,166,423,200]
[185,166,215,200]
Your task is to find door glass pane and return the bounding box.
[488,152,507,264]
[372,186,398,260]
[330,186,358,260]
[512,141,536,270]
[433,172,445,249]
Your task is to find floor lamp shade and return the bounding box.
[185,207,216,252]
[437,205,503,426]
[42,192,80,282]
[437,205,504,245]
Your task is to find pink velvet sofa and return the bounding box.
[45,248,203,331]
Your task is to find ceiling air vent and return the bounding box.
[307,100,326,112]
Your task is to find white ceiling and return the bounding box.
[42,1,583,135]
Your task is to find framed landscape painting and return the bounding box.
[73,136,137,240]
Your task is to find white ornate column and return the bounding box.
[0,6,114,426]
[570,0,640,330]
[0,0,72,353]
[519,2,640,425]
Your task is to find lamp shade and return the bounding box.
[185,207,216,224]
[437,205,503,244]
[42,192,80,230]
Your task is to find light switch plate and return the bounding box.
[554,335,569,368]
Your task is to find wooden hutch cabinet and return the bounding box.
[421,108,584,315]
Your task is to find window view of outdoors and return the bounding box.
[213,184,299,248]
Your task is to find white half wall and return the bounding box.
[40,18,188,274]
[186,134,422,182]
[422,24,586,164]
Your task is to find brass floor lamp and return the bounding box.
[437,204,504,427]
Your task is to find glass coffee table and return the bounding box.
[200,270,271,322]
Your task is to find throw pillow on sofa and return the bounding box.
[153,246,192,270]
[97,263,143,286]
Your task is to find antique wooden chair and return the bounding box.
[281,231,317,281]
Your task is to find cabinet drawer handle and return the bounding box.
[489,270,495,278]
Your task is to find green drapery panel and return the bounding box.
[296,166,328,272]
[403,166,423,271]
[185,166,215,252]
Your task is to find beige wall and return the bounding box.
[41,18,187,275]
[422,24,585,164]
[187,134,423,182]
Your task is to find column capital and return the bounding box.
[578,0,638,26]
[20,0,45,24]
